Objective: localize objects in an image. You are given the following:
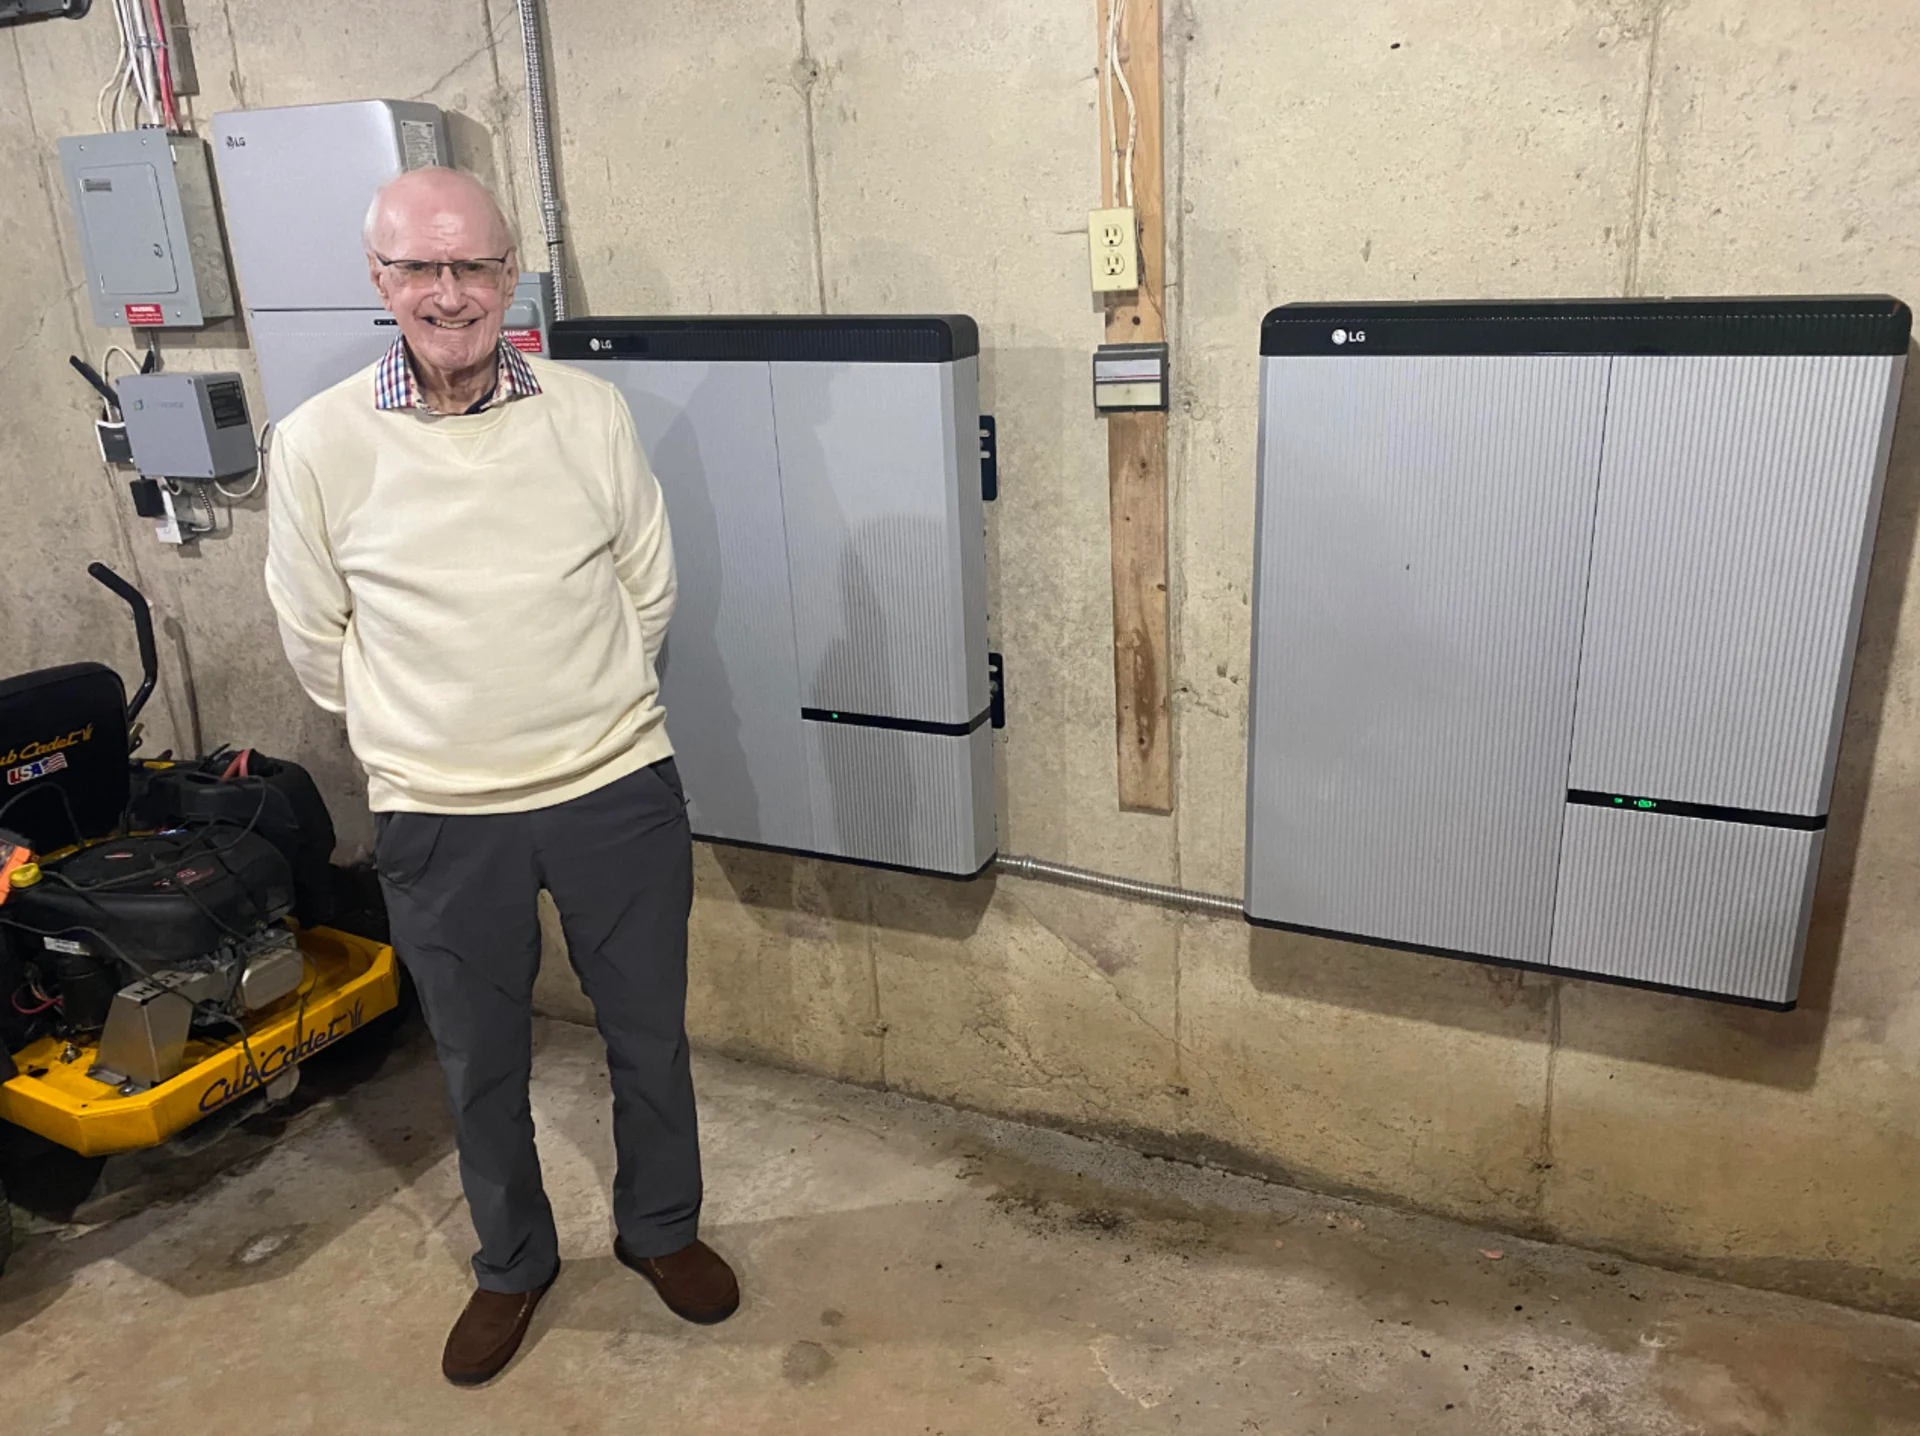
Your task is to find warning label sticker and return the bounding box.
[125,303,165,326]
[400,119,440,171]
[504,329,544,354]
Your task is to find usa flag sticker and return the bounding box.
[5,751,68,786]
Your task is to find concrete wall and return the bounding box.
[5,0,1918,1314]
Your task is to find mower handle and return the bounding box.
[87,562,157,723]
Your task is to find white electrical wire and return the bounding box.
[111,0,143,127]
[112,0,161,129]
[95,8,131,131]
[1110,0,1138,209]
[214,420,270,502]
[214,473,263,502]
[111,59,135,130]
[100,344,142,379]
[1103,1,1116,205]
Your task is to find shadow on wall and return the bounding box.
[631,384,759,843]
[706,842,994,942]
[1249,344,1920,1092]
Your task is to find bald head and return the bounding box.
[364,167,520,398]
[362,167,516,257]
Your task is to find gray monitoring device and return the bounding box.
[1245,296,1909,1008]
[115,372,256,479]
[555,316,997,878]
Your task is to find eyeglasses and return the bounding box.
[375,253,514,289]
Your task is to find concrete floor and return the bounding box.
[4,1019,1920,1435]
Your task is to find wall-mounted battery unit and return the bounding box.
[57,129,233,329]
[555,316,996,877]
[211,100,449,421]
[1246,296,1909,1008]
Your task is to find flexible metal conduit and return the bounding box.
[517,0,568,319]
[995,854,1244,918]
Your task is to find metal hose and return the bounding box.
[517,0,568,319]
[994,853,1243,918]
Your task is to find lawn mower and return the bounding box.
[0,564,400,1273]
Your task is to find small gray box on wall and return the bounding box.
[554,317,996,878]
[1245,297,1909,1007]
[58,129,233,329]
[115,371,255,479]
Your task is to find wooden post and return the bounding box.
[1097,0,1171,813]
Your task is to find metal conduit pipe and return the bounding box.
[994,853,1244,918]
[517,0,568,319]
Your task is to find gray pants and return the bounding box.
[376,759,700,1294]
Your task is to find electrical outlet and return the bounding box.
[1089,206,1139,293]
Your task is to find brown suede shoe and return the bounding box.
[441,1266,559,1386]
[614,1237,739,1324]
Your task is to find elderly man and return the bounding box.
[265,167,737,1386]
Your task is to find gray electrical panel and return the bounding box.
[58,129,233,329]
[555,317,997,877]
[1245,297,1909,1008]
[115,372,255,479]
[211,100,449,420]
[504,271,556,356]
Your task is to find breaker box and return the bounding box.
[57,129,233,329]
[554,316,997,878]
[211,100,449,420]
[1245,296,1909,1007]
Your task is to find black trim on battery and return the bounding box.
[1565,789,1826,831]
[979,414,998,501]
[801,706,991,737]
[1259,295,1911,357]
[552,315,979,363]
[1242,915,1796,1011]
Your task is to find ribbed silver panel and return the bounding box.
[804,724,993,874]
[594,359,815,853]
[1245,355,1611,962]
[774,362,979,723]
[1569,355,1904,813]
[1549,805,1821,1004]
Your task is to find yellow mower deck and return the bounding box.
[0,927,400,1157]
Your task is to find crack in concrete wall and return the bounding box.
[791,0,829,315]
[1622,0,1669,297]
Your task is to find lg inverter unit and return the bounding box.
[554,316,997,878]
[211,100,450,421]
[1246,297,1909,1007]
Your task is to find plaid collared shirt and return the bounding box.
[373,336,543,414]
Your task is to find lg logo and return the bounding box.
[1331,328,1367,346]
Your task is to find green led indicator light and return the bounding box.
[831,712,840,720]
[1636,799,1656,809]
[1613,796,1624,804]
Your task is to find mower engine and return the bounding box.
[1,564,335,1090]
[8,826,304,1089]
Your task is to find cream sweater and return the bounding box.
[264,355,676,814]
